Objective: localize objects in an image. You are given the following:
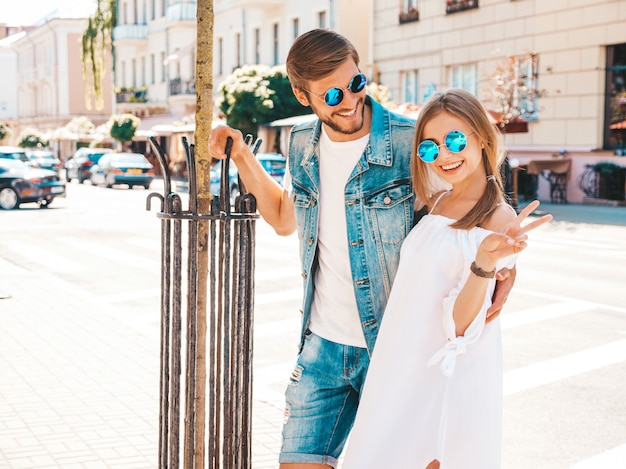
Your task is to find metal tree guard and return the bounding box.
[147,135,260,468]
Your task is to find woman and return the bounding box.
[342,89,552,469]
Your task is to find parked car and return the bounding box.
[0,146,30,164]
[208,153,286,205]
[0,159,66,209]
[89,152,155,189]
[64,147,113,183]
[26,149,62,173]
[257,152,286,184]
[210,159,240,204]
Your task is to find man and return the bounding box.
[209,29,513,469]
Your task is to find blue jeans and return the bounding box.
[279,330,370,467]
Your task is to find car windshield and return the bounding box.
[112,153,148,164]
[88,153,109,162]
[0,159,29,172]
[30,152,56,160]
[1,151,28,161]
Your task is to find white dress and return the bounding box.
[342,211,516,469]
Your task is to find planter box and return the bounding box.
[399,9,419,24]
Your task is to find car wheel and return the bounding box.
[78,172,85,184]
[65,172,72,182]
[39,197,53,208]
[105,174,115,188]
[0,187,19,210]
[143,183,151,190]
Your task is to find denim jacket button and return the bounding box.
[308,237,314,246]
[383,196,391,205]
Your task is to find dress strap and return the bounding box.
[496,201,517,215]
[428,191,450,214]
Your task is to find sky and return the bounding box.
[1,0,98,26]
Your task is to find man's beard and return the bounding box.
[318,98,366,136]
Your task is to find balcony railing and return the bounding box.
[169,78,196,96]
[167,2,197,21]
[113,24,149,40]
[115,89,148,103]
[446,0,479,14]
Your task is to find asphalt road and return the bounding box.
[1,178,625,468]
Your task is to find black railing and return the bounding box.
[170,78,197,96]
[147,134,260,468]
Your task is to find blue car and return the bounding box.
[209,153,286,205]
[210,159,240,204]
[257,153,286,184]
[90,152,155,189]
[0,159,66,209]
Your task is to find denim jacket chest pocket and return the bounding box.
[361,180,414,246]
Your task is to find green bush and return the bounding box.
[108,113,140,147]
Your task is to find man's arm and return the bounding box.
[208,125,296,236]
[485,265,517,323]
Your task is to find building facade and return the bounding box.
[2,17,113,158]
[113,0,370,120]
[376,0,626,203]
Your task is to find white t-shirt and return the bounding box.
[306,127,370,347]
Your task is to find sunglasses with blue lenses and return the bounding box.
[417,130,473,163]
[307,73,367,107]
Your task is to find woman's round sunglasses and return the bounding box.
[417,130,473,163]
[305,73,367,107]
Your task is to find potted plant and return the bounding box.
[399,6,419,24]
[593,162,626,201]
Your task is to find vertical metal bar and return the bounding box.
[170,195,183,469]
[148,137,173,469]
[184,141,198,469]
[207,204,218,469]
[160,215,172,469]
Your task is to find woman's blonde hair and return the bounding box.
[411,88,506,229]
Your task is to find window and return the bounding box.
[141,56,146,86]
[402,70,419,104]
[273,23,279,65]
[254,28,261,65]
[605,43,626,151]
[121,61,126,88]
[150,53,155,84]
[236,33,242,68]
[449,63,477,95]
[318,11,327,29]
[132,58,137,88]
[487,53,542,123]
[160,52,166,82]
[400,0,420,23]
[292,18,299,40]
[218,38,223,75]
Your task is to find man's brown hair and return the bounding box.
[286,29,360,91]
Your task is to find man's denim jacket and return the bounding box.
[288,97,416,354]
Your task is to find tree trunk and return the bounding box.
[191,1,213,468]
